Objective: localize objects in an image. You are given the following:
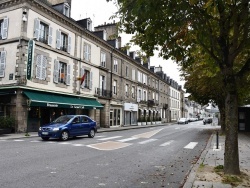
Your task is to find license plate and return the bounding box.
[42,132,48,135]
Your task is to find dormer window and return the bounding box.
[63,4,70,17]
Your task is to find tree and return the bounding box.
[108,0,250,175]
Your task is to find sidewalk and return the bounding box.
[184,132,250,188]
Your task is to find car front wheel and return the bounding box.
[88,129,95,138]
[60,131,69,141]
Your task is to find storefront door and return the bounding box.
[110,109,121,126]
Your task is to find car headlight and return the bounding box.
[53,127,60,131]
[39,127,42,131]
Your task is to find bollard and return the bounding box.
[216,131,219,149]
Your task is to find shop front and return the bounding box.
[124,103,138,126]
[23,90,103,132]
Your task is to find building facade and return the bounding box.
[0,0,184,132]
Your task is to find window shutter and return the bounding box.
[2,17,9,39]
[104,77,106,89]
[80,68,84,88]
[99,76,102,89]
[89,72,93,90]
[0,51,6,77]
[36,55,42,79]
[53,59,59,83]
[142,89,144,101]
[56,30,61,49]
[88,45,91,61]
[41,56,47,80]
[48,26,53,46]
[66,64,70,86]
[84,44,87,60]
[33,18,40,39]
[67,35,71,53]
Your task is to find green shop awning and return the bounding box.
[23,90,103,109]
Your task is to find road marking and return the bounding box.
[87,141,131,151]
[133,128,163,138]
[30,140,41,143]
[95,135,106,138]
[98,136,122,141]
[13,140,24,142]
[117,137,138,142]
[184,142,198,149]
[72,144,84,147]
[138,139,157,144]
[160,140,174,146]
[58,142,71,145]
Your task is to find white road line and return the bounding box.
[13,140,25,142]
[72,144,84,147]
[138,139,157,144]
[160,140,174,146]
[184,142,198,149]
[30,140,41,143]
[58,142,71,145]
[98,136,122,141]
[117,137,138,142]
[95,135,106,138]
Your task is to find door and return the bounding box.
[82,116,91,134]
[70,116,83,136]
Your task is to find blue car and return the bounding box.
[38,115,97,141]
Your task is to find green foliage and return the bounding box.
[222,175,242,185]
[0,117,15,129]
[214,165,224,173]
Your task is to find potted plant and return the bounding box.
[0,116,15,134]
[147,116,151,125]
[137,117,142,126]
[157,117,162,124]
[152,116,156,124]
[141,116,147,126]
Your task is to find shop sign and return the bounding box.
[124,103,138,111]
[70,105,85,109]
[27,40,35,80]
[47,103,58,107]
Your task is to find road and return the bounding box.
[0,121,217,188]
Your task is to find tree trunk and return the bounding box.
[224,86,240,175]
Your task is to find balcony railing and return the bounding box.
[95,88,112,98]
[148,99,155,107]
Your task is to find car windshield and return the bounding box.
[53,115,73,124]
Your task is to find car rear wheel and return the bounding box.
[42,137,49,141]
[60,131,69,141]
[88,129,95,138]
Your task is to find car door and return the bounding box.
[82,116,91,134]
[70,116,83,136]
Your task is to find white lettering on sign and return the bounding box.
[47,103,58,107]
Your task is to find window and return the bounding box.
[132,69,135,80]
[53,60,70,85]
[101,52,106,67]
[138,89,142,100]
[113,80,117,94]
[84,43,91,61]
[125,84,128,97]
[132,86,135,98]
[0,17,8,40]
[36,55,47,80]
[0,51,6,77]
[113,59,118,72]
[143,90,147,101]
[80,68,92,89]
[63,4,70,17]
[125,66,129,77]
[137,71,141,82]
[56,30,71,53]
[34,19,52,45]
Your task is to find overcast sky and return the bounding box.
[71,0,185,88]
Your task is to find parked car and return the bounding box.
[38,115,97,141]
[177,118,188,124]
[203,117,213,125]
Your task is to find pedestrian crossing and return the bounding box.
[0,135,199,151]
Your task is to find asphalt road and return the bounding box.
[0,121,217,188]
